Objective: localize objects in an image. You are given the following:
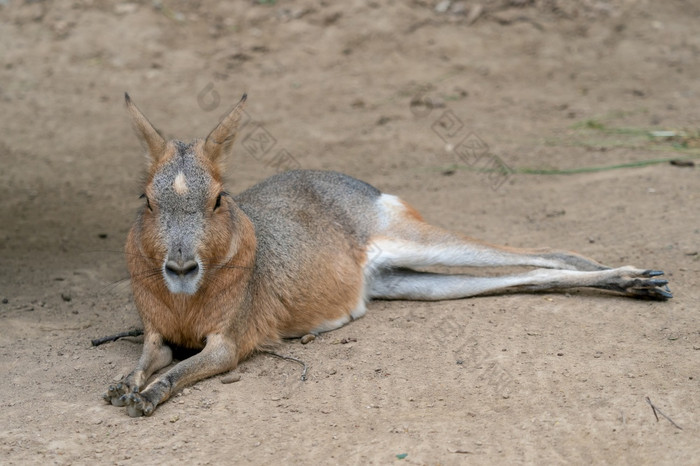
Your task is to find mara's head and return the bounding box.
[125,93,247,295]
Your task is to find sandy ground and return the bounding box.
[1,0,699,464]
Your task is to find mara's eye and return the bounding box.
[214,193,222,211]
[140,194,152,211]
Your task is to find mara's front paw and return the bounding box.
[122,390,156,417]
[103,381,134,407]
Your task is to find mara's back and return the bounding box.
[234,170,382,335]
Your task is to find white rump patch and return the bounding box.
[173,172,188,195]
[375,194,404,230]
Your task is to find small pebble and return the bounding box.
[114,3,138,15]
[220,373,241,384]
[435,0,451,13]
[61,292,72,302]
[300,334,316,344]
[1,298,7,304]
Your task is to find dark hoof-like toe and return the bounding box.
[627,275,673,300]
[632,287,673,300]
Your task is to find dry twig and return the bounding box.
[646,397,683,430]
[91,329,144,346]
[263,351,309,381]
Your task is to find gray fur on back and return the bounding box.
[234,170,381,287]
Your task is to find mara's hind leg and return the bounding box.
[365,194,671,299]
[369,267,672,300]
[373,194,622,272]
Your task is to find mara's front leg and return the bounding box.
[104,332,173,407]
[120,334,238,417]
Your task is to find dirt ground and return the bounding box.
[1,0,699,464]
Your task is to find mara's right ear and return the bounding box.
[125,93,167,162]
[203,93,247,163]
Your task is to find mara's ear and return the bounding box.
[125,93,167,162]
[203,93,247,163]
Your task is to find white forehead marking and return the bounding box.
[173,172,188,195]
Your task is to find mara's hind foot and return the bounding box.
[598,267,672,300]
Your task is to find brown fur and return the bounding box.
[126,203,257,353]
[399,199,425,222]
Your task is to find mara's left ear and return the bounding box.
[125,93,167,163]
[203,93,247,163]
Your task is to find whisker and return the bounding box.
[99,260,253,297]
[100,269,160,295]
[204,261,255,271]
[117,268,164,288]
[80,249,162,263]
[99,276,133,295]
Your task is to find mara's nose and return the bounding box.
[165,259,199,277]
